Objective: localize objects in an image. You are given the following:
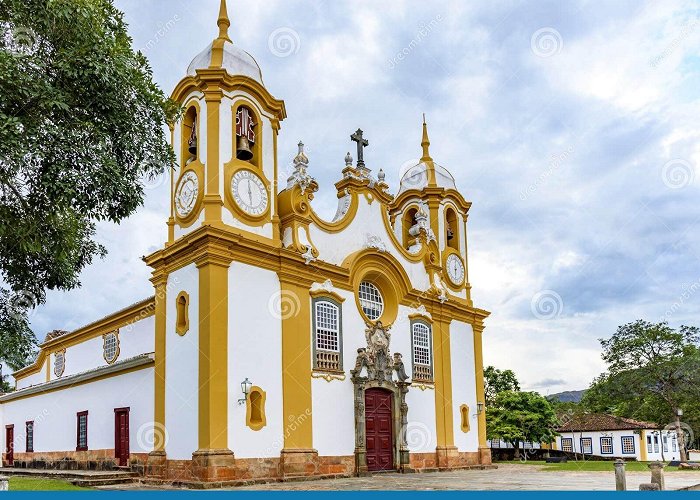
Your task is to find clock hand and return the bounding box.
[247,179,252,205]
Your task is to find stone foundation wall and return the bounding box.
[154,454,355,484]
[4,449,149,474]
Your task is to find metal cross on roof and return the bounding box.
[350,128,369,169]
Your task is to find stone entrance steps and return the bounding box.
[0,467,137,487]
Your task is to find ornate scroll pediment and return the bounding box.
[351,321,409,385]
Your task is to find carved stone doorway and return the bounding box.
[351,321,411,475]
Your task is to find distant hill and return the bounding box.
[548,390,586,403]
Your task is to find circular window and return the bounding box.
[358,281,384,320]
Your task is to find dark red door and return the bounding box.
[365,388,393,471]
[5,425,14,467]
[114,408,130,467]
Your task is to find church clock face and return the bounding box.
[446,254,465,285]
[175,170,199,218]
[231,170,268,217]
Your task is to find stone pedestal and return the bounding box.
[191,449,236,482]
[648,461,665,491]
[436,446,459,468]
[478,446,492,465]
[145,450,168,479]
[280,449,319,479]
[614,459,626,491]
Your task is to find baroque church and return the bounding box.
[0,0,492,485]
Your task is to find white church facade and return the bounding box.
[0,1,492,485]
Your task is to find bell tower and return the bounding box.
[168,0,286,245]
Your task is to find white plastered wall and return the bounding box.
[450,320,478,452]
[1,368,153,454]
[164,264,199,460]
[227,262,283,458]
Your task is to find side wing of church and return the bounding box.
[0,0,491,484]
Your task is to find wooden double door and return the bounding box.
[365,388,394,471]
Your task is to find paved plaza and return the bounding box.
[235,464,700,491]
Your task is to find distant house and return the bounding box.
[554,413,680,461]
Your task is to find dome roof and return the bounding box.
[398,161,456,195]
[186,41,264,85]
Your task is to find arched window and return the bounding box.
[358,282,383,320]
[181,106,198,166]
[402,207,419,249]
[246,386,267,431]
[235,105,260,166]
[175,292,189,336]
[313,299,342,372]
[411,321,432,382]
[445,207,460,251]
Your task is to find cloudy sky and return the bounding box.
[32,0,700,394]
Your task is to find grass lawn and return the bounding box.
[8,477,88,491]
[499,460,699,472]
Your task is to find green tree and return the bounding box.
[487,390,559,459]
[582,320,700,460]
[484,365,520,407]
[0,0,177,368]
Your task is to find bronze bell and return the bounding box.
[187,124,197,156]
[236,135,254,161]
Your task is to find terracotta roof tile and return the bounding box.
[557,413,659,432]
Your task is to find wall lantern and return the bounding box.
[239,378,252,405]
[477,402,485,415]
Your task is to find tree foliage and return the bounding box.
[484,365,520,407]
[581,320,700,444]
[0,0,177,369]
[487,390,559,456]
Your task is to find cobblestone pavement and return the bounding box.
[234,464,700,491]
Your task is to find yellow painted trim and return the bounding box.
[144,225,490,326]
[309,289,346,303]
[172,73,286,122]
[473,324,487,448]
[197,256,231,450]
[431,315,454,448]
[245,386,267,431]
[14,297,155,381]
[460,404,470,433]
[1,360,154,404]
[152,273,167,452]
[102,330,120,365]
[203,89,223,224]
[45,357,49,383]
[640,429,648,461]
[345,249,412,326]
[281,280,314,450]
[309,191,359,233]
[175,291,190,336]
